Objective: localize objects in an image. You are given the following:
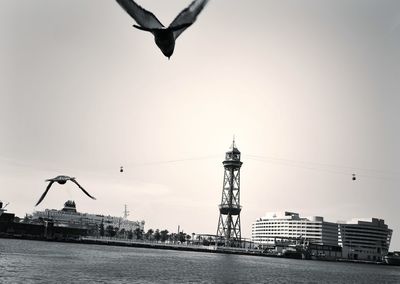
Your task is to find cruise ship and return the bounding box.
[30,200,144,233]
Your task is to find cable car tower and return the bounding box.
[216,139,243,247]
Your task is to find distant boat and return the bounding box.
[384,252,400,265]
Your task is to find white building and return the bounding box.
[252,211,338,246]
[31,200,144,232]
[338,218,392,261]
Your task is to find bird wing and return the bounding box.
[169,0,209,39]
[116,0,164,29]
[35,181,54,206]
[71,179,96,200]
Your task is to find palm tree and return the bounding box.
[169,233,178,244]
[160,229,169,243]
[127,229,133,240]
[145,229,154,241]
[118,228,126,239]
[178,232,186,243]
[154,229,161,243]
[134,227,143,240]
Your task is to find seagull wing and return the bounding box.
[116,0,164,29]
[71,179,96,200]
[169,0,209,39]
[35,181,54,206]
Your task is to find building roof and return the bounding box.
[257,211,326,222]
[339,218,388,227]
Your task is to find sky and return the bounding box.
[1,0,399,249]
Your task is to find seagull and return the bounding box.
[35,175,96,206]
[115,0,209,59]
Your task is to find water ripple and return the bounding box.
[1,239,399,283]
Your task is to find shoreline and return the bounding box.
[0,234,393,266]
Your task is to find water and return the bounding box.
[1,239,399,283]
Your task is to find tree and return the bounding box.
[118,228,126,239]
[160,229,169,243]
[169,233,178,244]
[127,230,133,240]
[178,232,186,243]
[106,225,116,237]
[99,220,105,237]
[154,229,161,243]
[186,234,191,244]
[145,229,154,241]
[88,224,99,237]
[134,227,143,240]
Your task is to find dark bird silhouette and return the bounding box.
[35,175,96,206]
[116,0,209,59]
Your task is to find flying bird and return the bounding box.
[115,0,209,59]
[35,175,96,206]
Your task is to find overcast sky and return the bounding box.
[1,0,399,249]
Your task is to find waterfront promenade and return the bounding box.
[78,236,265,257]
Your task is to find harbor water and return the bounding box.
[1,239,399,283]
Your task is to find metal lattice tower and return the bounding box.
[216,139,243,247]
[123,204,130,220]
